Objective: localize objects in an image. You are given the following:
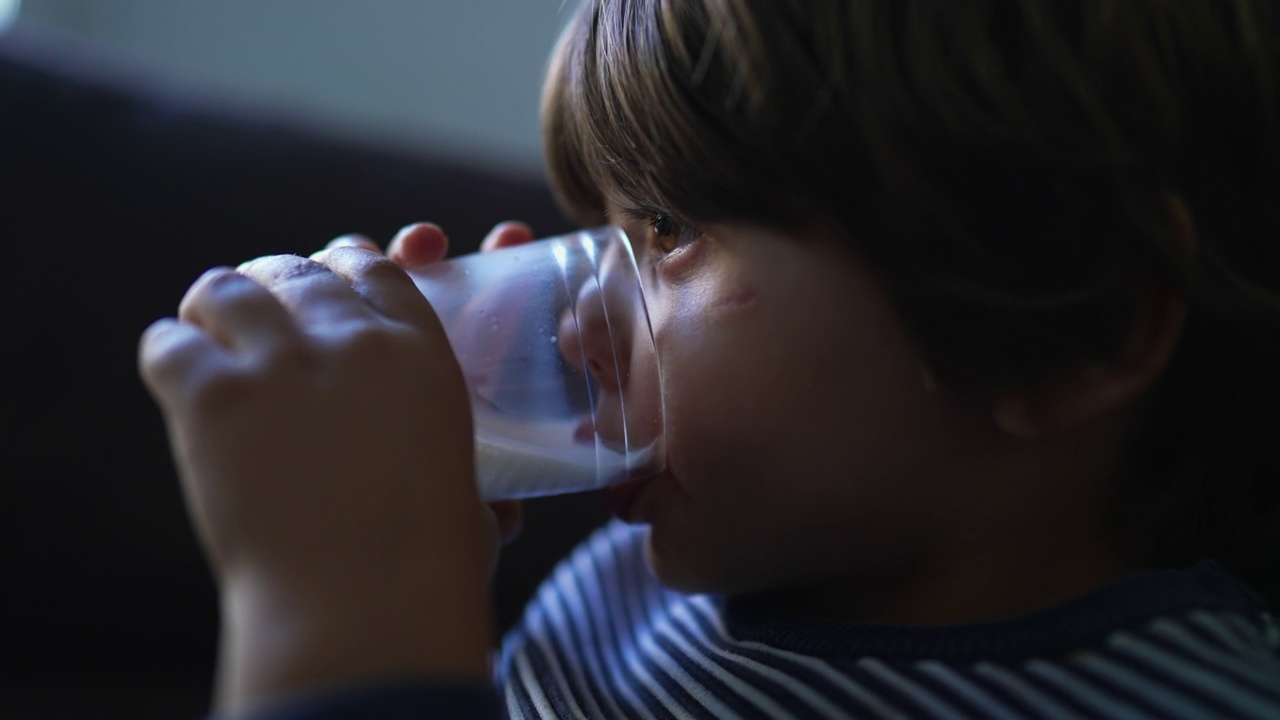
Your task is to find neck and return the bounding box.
[774,530,1134,627]
[777,411,1141,626]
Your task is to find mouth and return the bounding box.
[573,416,596,444]
[605,474,653,523]
[581,412,666,523]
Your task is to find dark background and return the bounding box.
[0,27,606,718]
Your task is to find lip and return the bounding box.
[573,416,596,444]
[605,473,658,523]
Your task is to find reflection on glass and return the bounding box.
[0,0,20,33]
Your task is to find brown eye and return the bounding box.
[649,213,681,254]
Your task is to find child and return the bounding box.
[139,0,1280,717]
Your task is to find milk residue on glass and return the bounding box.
[472,408,659,501]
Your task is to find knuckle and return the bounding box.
[325,234,377,251]
[139,329,191,384]
[355,254,410,285]
[357,246,400,269]
[183,269,244,312]
[187,366,257,416]
[353,248,407,279]
[142,347,184,383]
[274,256,328,284]
[139,320,216,384]
[239,254,328,289]
[235,254,290,276]
[266,338,318,374]
[204,271,261,304]
[335,246,403,276]
[330,320,425,367]
[342,321,398,356]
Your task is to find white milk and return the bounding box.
[473,412,655,501]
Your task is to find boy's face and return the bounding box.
[604,212,986,597]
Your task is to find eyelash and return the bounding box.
[645,212,700,258]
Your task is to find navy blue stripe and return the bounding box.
[724,560,1270,664]
[533,533,634,719]
[678,597,897,714]
[1072,652,1211,719]
[961,665,1062,719]
[892,664,972,718]
[849,660,973,718]
[646,619,787,719]
[504,615,554,720]
[596,525,680,712]
[505,653,540,720]
[540,573,616,717]
[558,562,633,718]
[619,538,771,719]
[526,638,582,719]
[1180,612,1260,656]
[915,661,1027,720]
[496,521,1280,720]
[669,597,868,717]
[618,554,739,718]
[1132,617,1280,701]
[676,630,860,719]
[588,529,673,719]
[1007,660,1115,718]
[1091,644,1242,718]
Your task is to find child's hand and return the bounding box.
[139,246,494,710]
[328,221,537,547]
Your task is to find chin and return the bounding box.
[643,533,704,593]
[643,532,758,596]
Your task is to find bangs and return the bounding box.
[540,0,826,228]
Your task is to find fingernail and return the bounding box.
[392,222,446,245]
[389,223,448,265]
[482,221,533,252]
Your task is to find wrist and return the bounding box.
[215,561,493,715]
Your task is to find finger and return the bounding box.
[326,234,381,252]
[236,254,374,328]
[387,223,450,268]
[480,221,535,253]
[310,246,440,327]
[178,267,302,351]
[138,317,234,409]
[488,500,524,545]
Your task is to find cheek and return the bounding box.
[655,273,928,498]
[710,287,757,312]
[649,290,786,478]
[621,330,665,452]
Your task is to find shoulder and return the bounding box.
[501,536,1280,719]
[501,519,659,649]
[720,562,1280,719]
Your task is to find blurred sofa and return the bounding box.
[0,25,606,717]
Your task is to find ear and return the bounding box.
[993,197,1194,438]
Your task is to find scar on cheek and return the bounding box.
[712,288,757,310]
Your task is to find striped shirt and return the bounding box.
[496,520,1280,719]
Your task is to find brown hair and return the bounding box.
[543,0,1280,601]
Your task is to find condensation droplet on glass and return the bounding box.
[549,335,558,343]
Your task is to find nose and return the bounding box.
[556,231,665,468]
[558,249,635,396]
